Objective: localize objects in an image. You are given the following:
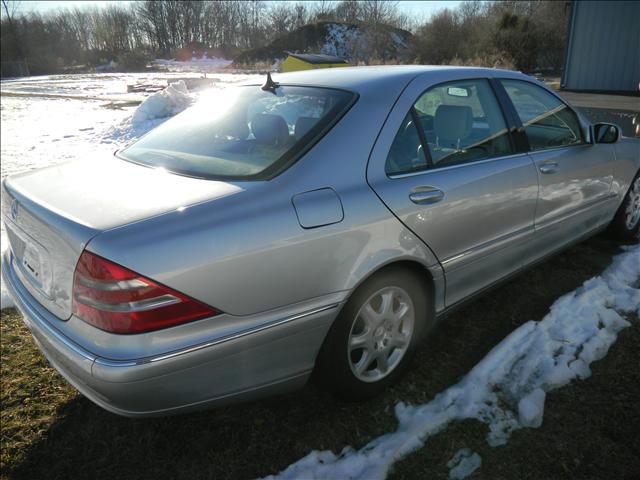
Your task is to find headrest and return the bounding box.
[435,105,473,146]
[294,116,317,139]
[251,114,289,146]
[219,112,249,140]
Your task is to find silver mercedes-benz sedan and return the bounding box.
[2,66,639,417]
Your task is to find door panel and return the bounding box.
[499,79,615,246]
[370,157,538,306]
[372,159,538,305]
[530,145,614,229]
[528,145,616,259]
[367,75,539,308]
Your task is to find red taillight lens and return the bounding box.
[72,251,220,334]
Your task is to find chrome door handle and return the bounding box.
[409,187,444,205]
[539,161,559,174]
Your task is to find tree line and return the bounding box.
[0,0,568,75]
[416,1,568,71]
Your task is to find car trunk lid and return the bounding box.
[1,156,243,319]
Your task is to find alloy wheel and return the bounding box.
[347,286,415,383]
[624,177,640,230]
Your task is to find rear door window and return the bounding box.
[120,86,355,180]
[500,79,584,151]
[386,79,514,174]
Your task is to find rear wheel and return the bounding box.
[315,267,431,401]
[609,173,640,240]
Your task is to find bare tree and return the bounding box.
[292,2,310,30]
[2,0,24,58]
[313,0,336,21]
[0,0,570,75]
[334,0,362,23]
[268,3,294,39]
[361,0,397,25]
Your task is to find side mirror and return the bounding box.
[593,123,621,144]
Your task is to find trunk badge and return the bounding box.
[10,199,19,220]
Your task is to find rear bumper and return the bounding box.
[2,251,340,417]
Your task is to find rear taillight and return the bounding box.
[72,251,220,334]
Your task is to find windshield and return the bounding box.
[119,85,356,180]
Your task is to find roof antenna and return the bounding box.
[261,72,279,94]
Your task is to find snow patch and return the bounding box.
[447,448,481,480]
[100,80,197,146]
[271,58,284,72]
[0,290,14,309]
[318,23,411,62]
[264,244,640,480]
[0,229,14,309]
[153,56,233,72]
[517,388,546,428]
[321,23,362,59]
[131,80,193,126]
[95,60,118,72]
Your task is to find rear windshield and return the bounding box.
[119,85,355,180]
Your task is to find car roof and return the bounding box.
[257,65,525,94]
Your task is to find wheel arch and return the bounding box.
[318,257,440,357]
[311,256,440,385]
[351,258,436,307]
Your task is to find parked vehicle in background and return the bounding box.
[2,66,639,416]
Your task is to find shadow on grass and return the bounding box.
[6,234,636,480]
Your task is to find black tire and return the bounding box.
[315,266,432,401]
[609,172,640,241]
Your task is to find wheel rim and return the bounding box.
[625,177,640,230]
[347,286,415,383]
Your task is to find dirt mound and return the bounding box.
[234,21,415,65]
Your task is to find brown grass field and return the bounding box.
[1,233,639,480]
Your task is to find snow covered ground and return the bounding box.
[153,56,233,72]
[265,245,639,480]
[0,71,258,100]
[0,72,260,309]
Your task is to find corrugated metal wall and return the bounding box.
[562,0,640,92]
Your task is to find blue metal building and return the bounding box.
[562,0,640,93]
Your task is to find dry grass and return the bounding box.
[231,60,277,73]
[1,234,638,480]
[0,313,77,476]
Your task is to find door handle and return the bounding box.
[409,186,444,205]
[539,161,559,174]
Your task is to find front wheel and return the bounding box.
[315,267,431,401]
[609,174,640,240]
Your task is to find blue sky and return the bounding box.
[10,1,462,20]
